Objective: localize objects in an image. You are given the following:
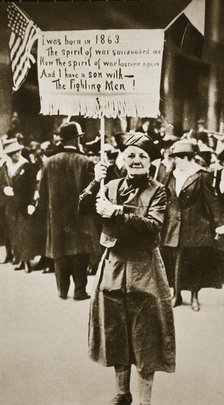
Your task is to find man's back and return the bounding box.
[40,149,97,259]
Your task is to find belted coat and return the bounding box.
[79,176,175,374]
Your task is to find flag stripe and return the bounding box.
[14,60,32,91]
[14,32,38,82]
[12,22,34,71]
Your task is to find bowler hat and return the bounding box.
[169,140,198,157]
[59,121,84,140]
[124,132,161,161]
[3,138,24,155]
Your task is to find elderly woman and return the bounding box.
[79,133,175,405]
[160,140,224,311]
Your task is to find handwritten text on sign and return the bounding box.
[37,30,164,117]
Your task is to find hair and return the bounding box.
[62,136,79,147]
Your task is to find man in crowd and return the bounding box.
[39,121,99,300]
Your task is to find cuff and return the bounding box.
[113,205,124,216]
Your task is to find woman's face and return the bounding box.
[123,145,151,177]
[174,155,191,171]
[9,150,21,163]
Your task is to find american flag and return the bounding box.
[7,3,40,92]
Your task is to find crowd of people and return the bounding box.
[1,114,224,405]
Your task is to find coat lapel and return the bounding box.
[107,177,158,214]
[138,180,159,212]
[180,171,199,194]
[13,162,27,178]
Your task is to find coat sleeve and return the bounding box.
[38,164,49,211]
[78,180,100,214]
[113,185,167,235]
[202,172,224,228]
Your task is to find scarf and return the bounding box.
[118,175,149,204]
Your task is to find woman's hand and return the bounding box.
[27,205,36,215]
[94,161,107,183]
[3,186,14,196]
[215,225,224,237]
[96,196,116,218]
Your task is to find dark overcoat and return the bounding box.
[161,168,224,247]
[39,148,100,260]
[0,161,39,261]
[0,161,9,246]
[79,177,176,374]
[160,168,224,290]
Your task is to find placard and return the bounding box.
[38,30,164,118]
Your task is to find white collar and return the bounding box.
[6,155,27,177]
[173,162,202,179]
[63,146,77,151]
[173,162,202,197]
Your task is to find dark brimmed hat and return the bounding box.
[59,121,84,140]
[169,140,198,157]
[124,132,161,161]
[104,143,119,159]
[3,138,24,155]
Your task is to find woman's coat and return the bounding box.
[80,177,175,374]
[161,168,224,290]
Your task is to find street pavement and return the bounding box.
[0,251,224,405]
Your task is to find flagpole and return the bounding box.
[100,116,105,197]
[164,9,185,32]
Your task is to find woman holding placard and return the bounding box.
[79,133,175,405]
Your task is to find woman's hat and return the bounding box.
[85,136,101,155]
[124,132,161,161]
[169,140,198,157]
[59,121,84,140]
[3,138,24,155]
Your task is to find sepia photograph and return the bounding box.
[0,1,224,404]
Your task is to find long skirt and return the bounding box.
[161,246,222,291]
[88,246,176,374]
[5,202,46,262]
[0,206,8,246]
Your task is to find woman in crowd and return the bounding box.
[0,138,39,272]
[79,133,175,405]
[160,140,224,311]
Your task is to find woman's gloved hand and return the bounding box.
[94,161,107,183]
[3,186,14,196]
[27,205,36,215]
[215,225,224,239]
[96,196,122,218]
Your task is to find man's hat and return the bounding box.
[124,132,161,161]
[104,143,119,160]
[169,140,198,157]
[3,138,24,155]
[59,121,84,140]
